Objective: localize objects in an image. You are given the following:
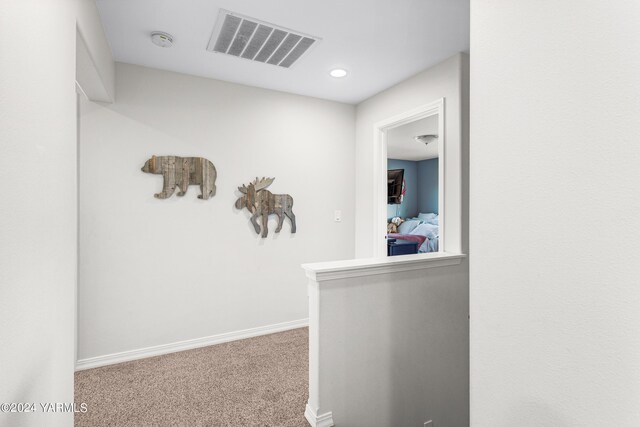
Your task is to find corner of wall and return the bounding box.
[76,0,115,102]
[459,51,470,254]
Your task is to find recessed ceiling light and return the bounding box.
[151,31,173,48]
[329,68,348,78]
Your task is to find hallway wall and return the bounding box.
[470,0,640,425]
[0,0,111,425]
[355,53,467,257]
[78,63,355,362]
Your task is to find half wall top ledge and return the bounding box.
[302,252,466,282]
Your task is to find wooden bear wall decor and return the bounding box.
[141,155,217,199]
[235,177,296,238]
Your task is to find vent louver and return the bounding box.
[207,10,320,68]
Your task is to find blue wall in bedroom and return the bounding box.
[387,158,439,219]
[387,159,418,218]
[418,158,439,214]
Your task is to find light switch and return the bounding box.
[334,210,342,222]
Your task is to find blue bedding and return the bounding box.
[389,213,440,253]
[409,222,439,253]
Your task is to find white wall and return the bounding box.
[305,256,469,426]
[470,1,640,425]
[355,53,467,257]
[301,53,470,426]
[76,0,115,101]
[78,63,355,361]
[0,1,77,425]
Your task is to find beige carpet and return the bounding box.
[75,328,309,427]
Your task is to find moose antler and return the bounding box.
[252,177,275,192]
[238,184,248,194]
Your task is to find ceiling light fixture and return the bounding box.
[414,134,438,145]
[329,68,348,78]
[151,31,174,48]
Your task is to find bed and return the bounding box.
[388,213,439,253]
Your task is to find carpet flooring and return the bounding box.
[74,328,309,426]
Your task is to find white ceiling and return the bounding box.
[95,0,469,104]
[387,115,439,161]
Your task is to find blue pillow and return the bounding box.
[397,219,421,234]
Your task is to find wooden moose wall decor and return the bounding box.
[141,155,217,199]
[235,177,296,238]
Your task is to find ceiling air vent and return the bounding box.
[207,10,320,68]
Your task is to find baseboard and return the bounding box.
[75,318,308,371]
[304,403,334,427]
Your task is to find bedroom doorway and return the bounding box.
[372,99,444,258]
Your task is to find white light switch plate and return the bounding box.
[334,210,342,222]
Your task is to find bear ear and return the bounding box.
[150,155,157,172]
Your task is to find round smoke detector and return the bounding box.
[151,31,173,48]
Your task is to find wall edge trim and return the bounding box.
[303,253,465,281]
[75,318,309,371]
[304,403,334,427]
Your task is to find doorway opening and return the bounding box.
[372,99,444,258]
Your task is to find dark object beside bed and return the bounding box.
[387,169,404,204]
[387,238,419,256]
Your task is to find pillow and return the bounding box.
[418,212,438,222]
[397,219,421,234]
[426,217,439,225]
[410,223,439,239]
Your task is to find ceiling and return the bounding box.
[387,115,439,161]
[95,0,469,104]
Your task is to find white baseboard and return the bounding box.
[305,403,334,427]
[75,318,308,371]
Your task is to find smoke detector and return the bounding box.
[207,9,320,68]
[415,134,438,145]
[151,31,173,48]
